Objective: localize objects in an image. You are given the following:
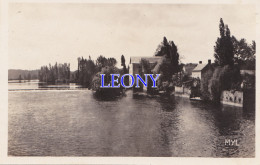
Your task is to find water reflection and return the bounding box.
[8,85,255,157]
[8,81,83,90]
[158,95,176,112]
[38,82,83,90]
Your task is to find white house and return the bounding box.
[191,60,211,79]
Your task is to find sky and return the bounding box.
[8,3,256,71]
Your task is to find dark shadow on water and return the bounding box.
[38,82,84,90]
[132,93,148,100]
[132,92,176,112]
[93,93,122,101]
[158,95,176,112]
[93,88,126,101]
[216,105,243,135]
[175,96,255,136]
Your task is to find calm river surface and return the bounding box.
[8,81,255,157]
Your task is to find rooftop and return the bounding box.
[130,56,162,64]
[192,64,207,72]
[184,63,197,73]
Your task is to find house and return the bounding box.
[128,56,163,90]
[191,60,212,79]
[129,56,163,76]
[182,63,197,78]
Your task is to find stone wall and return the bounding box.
[221,90,243,107]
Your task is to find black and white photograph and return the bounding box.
[0,0,259,164]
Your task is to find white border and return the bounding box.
[0,0,259,164]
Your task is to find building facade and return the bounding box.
[128,56,163,90]
[191,60,212,79]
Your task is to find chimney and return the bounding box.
[199,61,202,64]
[208,59,211,64]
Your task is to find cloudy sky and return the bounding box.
[9,3,256,71]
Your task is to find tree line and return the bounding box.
[76,55,128,89]
[214,18,255,68]
[149,18,255,102]
[8,69,39,81]
[37,18,255,101]
[152,36,181,92]
[38,63,70,83]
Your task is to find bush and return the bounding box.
[208,65,241,103]
[91,66,123,99]
[200,68,213,101]
[242,73,255,89]
[190,78,201,98]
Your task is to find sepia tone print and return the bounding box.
[8,3,255,157]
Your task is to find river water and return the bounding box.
[8,81,255,157]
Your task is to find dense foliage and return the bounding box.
[232,37,256,70]
[199,18,256,103]
[121,55,127,74]
[154,37,181,92]
[8,69,39,81]
[214,18,256,69]
[76,55,119,89]
[91,65,123,98]
[139,59,159,94]
[200,68,214,101]
[77,57,96,88]
[214,18,234,66]
[38,63,70,83]
[96,55,117,71]
[208,65,241,103]
[155,37,180,75]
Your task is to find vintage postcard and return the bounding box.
[0,0,259,164]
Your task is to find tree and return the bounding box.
[208,65,241,103]
[77,57,81,80]
[121,55,127,74]
[154,36,169,57]
[77,56,117,88]
[27,73,31,81]
[96,55,117,71]
[169,41,180,74]
[121,55,125,66]
[232,36,256,69]
[107,58,117,67]
[38,63,70,84]
[18,74,22,83]
[96,55,108,71]
[153,37,181,92]
[78,57,96,88]
[214,18,234,66]
[200,68,214,101]
[91,65,122,99]
[155,37,180,75]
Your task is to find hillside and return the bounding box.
[8,69,39,80]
